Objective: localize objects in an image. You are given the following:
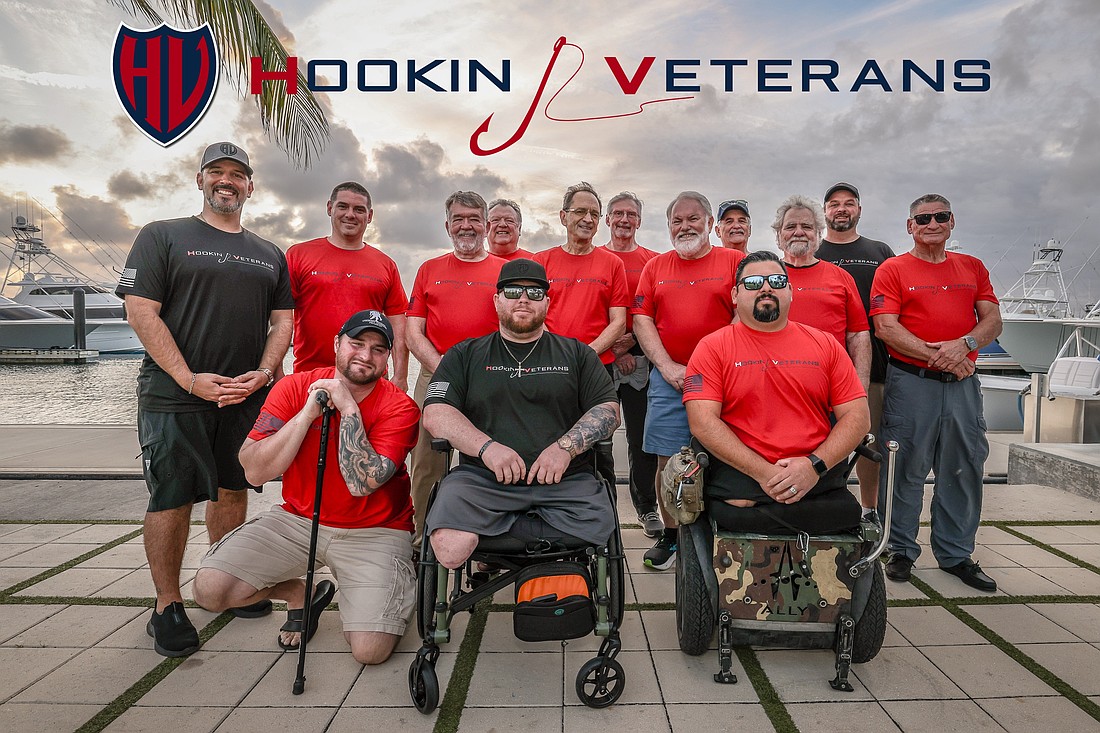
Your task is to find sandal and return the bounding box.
[277,580,336,651]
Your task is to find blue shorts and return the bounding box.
[642,370,691,456]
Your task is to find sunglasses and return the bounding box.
[500,285,547,301]
[912,211,951,225]
[738,274,789,290]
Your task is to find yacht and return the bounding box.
[2,215,142,353]
[0,295,102,350]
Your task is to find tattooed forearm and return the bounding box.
[561,403,619,456]
[338,412,397,497]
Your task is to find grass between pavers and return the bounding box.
[73,611,235,733]
[4,520,1100,732]
[907,574,1100,724]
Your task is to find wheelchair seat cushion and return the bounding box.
[708,484,861,535]
[424,465,615,547]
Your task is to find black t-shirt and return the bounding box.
[425,331,617,475]
[117,217,294,411]
[817,235,895,383]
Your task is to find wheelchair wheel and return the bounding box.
[409,657,439,714]
[416,544,438,640]
[849,561,887,664]
[676,523,714,656]
[575,656,625,708]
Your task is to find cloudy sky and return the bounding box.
[1,0,1098,311]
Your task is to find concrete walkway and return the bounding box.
[1,428,1099,732]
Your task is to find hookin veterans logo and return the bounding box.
[112,23,219,146]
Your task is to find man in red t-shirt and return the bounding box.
[772,194,873,514]
[534,182,629,494]
[684,251,869,533]
[194,310,420,665]
[633,191,744,569]
[487,198,535,261]
[871,194,1002,593]
[599,191,661,537]
[406,191,505,544]
[286,182,410,387]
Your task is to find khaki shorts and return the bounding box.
[201,508,415,635]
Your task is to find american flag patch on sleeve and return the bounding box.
[632,294,645,309]
[683,374,703,393]
[425,381,450,400]
[251,410,286,437]
[118,267,137,289]
[870,294,885,311]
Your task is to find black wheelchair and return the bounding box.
[673,436,897,691]
[408,440,627,713]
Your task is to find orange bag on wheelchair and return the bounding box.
[513,562,595,642]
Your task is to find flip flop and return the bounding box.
[277,580,336,651]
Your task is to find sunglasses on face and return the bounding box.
[738,274,789,290]
[499,285,547,301]
[912,211,951,225]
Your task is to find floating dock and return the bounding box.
[0,349,99,364]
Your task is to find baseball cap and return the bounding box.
[337,310,394,349]
[200,142,254,177]
[716,199,750,220]
[824,182,859,202]
[497,258,550,290]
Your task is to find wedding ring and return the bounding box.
[789,486,797,495]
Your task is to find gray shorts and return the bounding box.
[138,405,260,512]
[425,465,615,546]
[201,508,415,635]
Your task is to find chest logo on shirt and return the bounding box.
[187,250,275,271]
[485,364,570,378]
[907,283,977,292]
[656,276,725,288]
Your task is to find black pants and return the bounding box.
[618,375,658,514]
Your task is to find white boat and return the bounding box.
[0,295,101,350]
[995,239,1100,373]
[2,215,143,354]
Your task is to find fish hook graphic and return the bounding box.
[469,36,567,156]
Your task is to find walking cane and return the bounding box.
[292,389,334,695]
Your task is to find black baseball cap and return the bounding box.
[337,310,394,349]
[200,141,253,177]
[716,199,750,219]
[824,182,859,202]
[497,258,550,290]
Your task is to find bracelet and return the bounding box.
[187,372,197,395]
[478,439,495,460]
[259,367,274,387]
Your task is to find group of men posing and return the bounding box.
[116,141,1002,665]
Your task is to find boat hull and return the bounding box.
[996,317,1100,373]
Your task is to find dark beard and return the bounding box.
[753,299,780,323]
[338,361,381,386]
[502,311,544,334]
[827,215,858,233]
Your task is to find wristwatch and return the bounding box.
[258,367,274,387]
[807,453,828,476]
[557,435,577,458]
[962,335,978,351]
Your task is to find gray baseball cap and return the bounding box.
[824,182,859,202]
[200,142,253,177]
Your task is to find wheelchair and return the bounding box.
[673,436,897,692]
[408,439,627,713]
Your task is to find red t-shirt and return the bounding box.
[786,260,869,346]
[407,253,505,355]
[684,322,866,464]
[870,252,998,368]
[632,247,745,365]
[286,238,408,372]
[534,246,630,364]
[601,244,658,333]
[493,247,535,261]
[248,368,420,530]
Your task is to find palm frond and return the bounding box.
[113,0,329,168]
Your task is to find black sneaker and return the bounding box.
[146,601,200,657]
[883,553,914,582]
[643,534,677,571]
[638,511,664,539]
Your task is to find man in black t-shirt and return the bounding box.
[422,259,620,568]
[116,142,294,658]
[816,182,894,521]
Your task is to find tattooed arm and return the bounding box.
[527,401,620,485]
[337,411,398,497]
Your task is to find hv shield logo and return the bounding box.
[112,23,219,146]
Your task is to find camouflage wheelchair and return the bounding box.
[409,440,627,713]
[672,436,897,691]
